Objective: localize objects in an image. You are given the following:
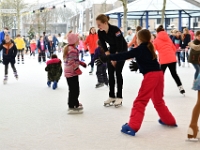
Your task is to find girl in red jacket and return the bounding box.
[154,25,185,95]
[84,27,98,74]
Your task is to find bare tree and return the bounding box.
[119,0,128,36]
[161,0,166,25]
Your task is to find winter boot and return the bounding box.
[52,81,57,90]
[95,83,104,88]
[178,85,185,95]
[47,81,51,87]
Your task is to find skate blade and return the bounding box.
[104,103,114,107]
[68,110,83,114]
[114,102,122,108]
[185,138,200,142]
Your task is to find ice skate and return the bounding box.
[158,119,178,127]
[104,97,116,107]
[186,127,200,142]
[52,81,57,90]
[14,72,18,80]
[178,85,185,96]
[47,81,51,87]
[95,83,104,88]
[114,98,122,108]
[3,75,8,84]
[121,123,136,136]
[89,68,93,75]
[68,106,83,114]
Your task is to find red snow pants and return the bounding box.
[128,71,176,131]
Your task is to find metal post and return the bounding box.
[140,18,143,27]
[188,16,191,30]
[178,10,182,31]
[165,18,167,30]
[117,13,121,28]
[145,11,149,29]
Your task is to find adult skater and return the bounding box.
[14,34,25,64]
[96,14,127,107]
[0,34,18,84]
[100,29,177,136]
[154,25,185,95]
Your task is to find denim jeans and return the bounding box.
[192,64,200,80]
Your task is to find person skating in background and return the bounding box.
[45,54,62,90]
[187,31,200,140]
[0,27,9,63]
[128,26,142,48]
[57,33,63,53]
[37,36,47,63]
[0,34,18,84]
[63,33,87,114]
[181,28,191,67]
[47,36,56,58]
[14,34,25,64]
[78,36,85,61]
[24,37,30,54]
[30,39,37,58]
[84,27,98,74]
[154,25,185,95]
[125,27,134,51]
[89,40,108,88]
[172,30,182,66]
[100,29,177,136]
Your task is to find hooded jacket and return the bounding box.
[45,58,63,82]
[84,34,98,54]
[154,31,177,64]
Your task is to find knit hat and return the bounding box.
[67,33,79,45]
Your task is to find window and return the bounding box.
[157,18,161,24]
[165,18,170,26]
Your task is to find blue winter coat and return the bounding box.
[0,31,5,44]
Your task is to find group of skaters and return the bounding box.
[1,13,200,140]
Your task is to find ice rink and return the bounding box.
[0,53,199,150]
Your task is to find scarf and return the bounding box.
[4,42,12,54]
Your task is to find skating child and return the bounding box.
[0,34,18,84]
[37,36,47,63]
[89,40,108,88]
[45,54,62,90]
[47,36,56,58]
[100,29,177,136]
[78,36,85,61]
[30,39,37,58]
[14,34,25,64]
[63,33,87,114]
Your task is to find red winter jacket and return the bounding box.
[84,34,98,54]
[154,31,177,65]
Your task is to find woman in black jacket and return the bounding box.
[172,30,182,66]
[181,28,191,67]
[0,34,18,84]
[96,14,127,107]
[37,36,47,63]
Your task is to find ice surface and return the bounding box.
[0,53,199,150]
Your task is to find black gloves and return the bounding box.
[129,60,138,72]
[95,59,103,66]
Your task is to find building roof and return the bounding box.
[105,0,200,19]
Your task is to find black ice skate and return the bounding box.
[95,83,104,88]
[178,85,185,96]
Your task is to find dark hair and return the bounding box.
[40,36,43,39]
[97,40,105,54]
[4,27,9,30]
[17,34,21,37]
[51,54,58,59]
[89,27,96,34]
[96,14,110,23]
[152,34,156,39]
[195,31,200,36]
[156,25,165,33]
[137,29,157,60]
[58,33,61,37]
[136,26,142,32]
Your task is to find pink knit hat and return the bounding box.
[67,33,79,45]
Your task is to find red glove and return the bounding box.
[74,68,82,74]
[79,61,87,68]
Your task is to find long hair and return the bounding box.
[137,29,157,60]
[182,28,190,40]
[89,27,96,34]
[63,44,75,60]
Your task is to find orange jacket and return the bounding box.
[84,34,98,54]
[128,35,138,48]
[153,31,177,64]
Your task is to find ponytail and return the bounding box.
[147,42,157,60]
[63,44,76,60]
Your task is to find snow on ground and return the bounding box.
[0,53,199,150]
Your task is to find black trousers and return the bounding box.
[66,76,80,108]
[107,60,125,98]
[5,62,17,75]
[161,62,182,87]
[90,54,94,68]
[17,49,24,62]
[176,52,181,66]
[96,64,108,84]
[38,51,46,62]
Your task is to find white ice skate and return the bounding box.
[104,97,116,107]
[114,98,122,108]
[68,106,83,114]
[3,75,8,85]
[14,72,18,80]
[186,128,200,142]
